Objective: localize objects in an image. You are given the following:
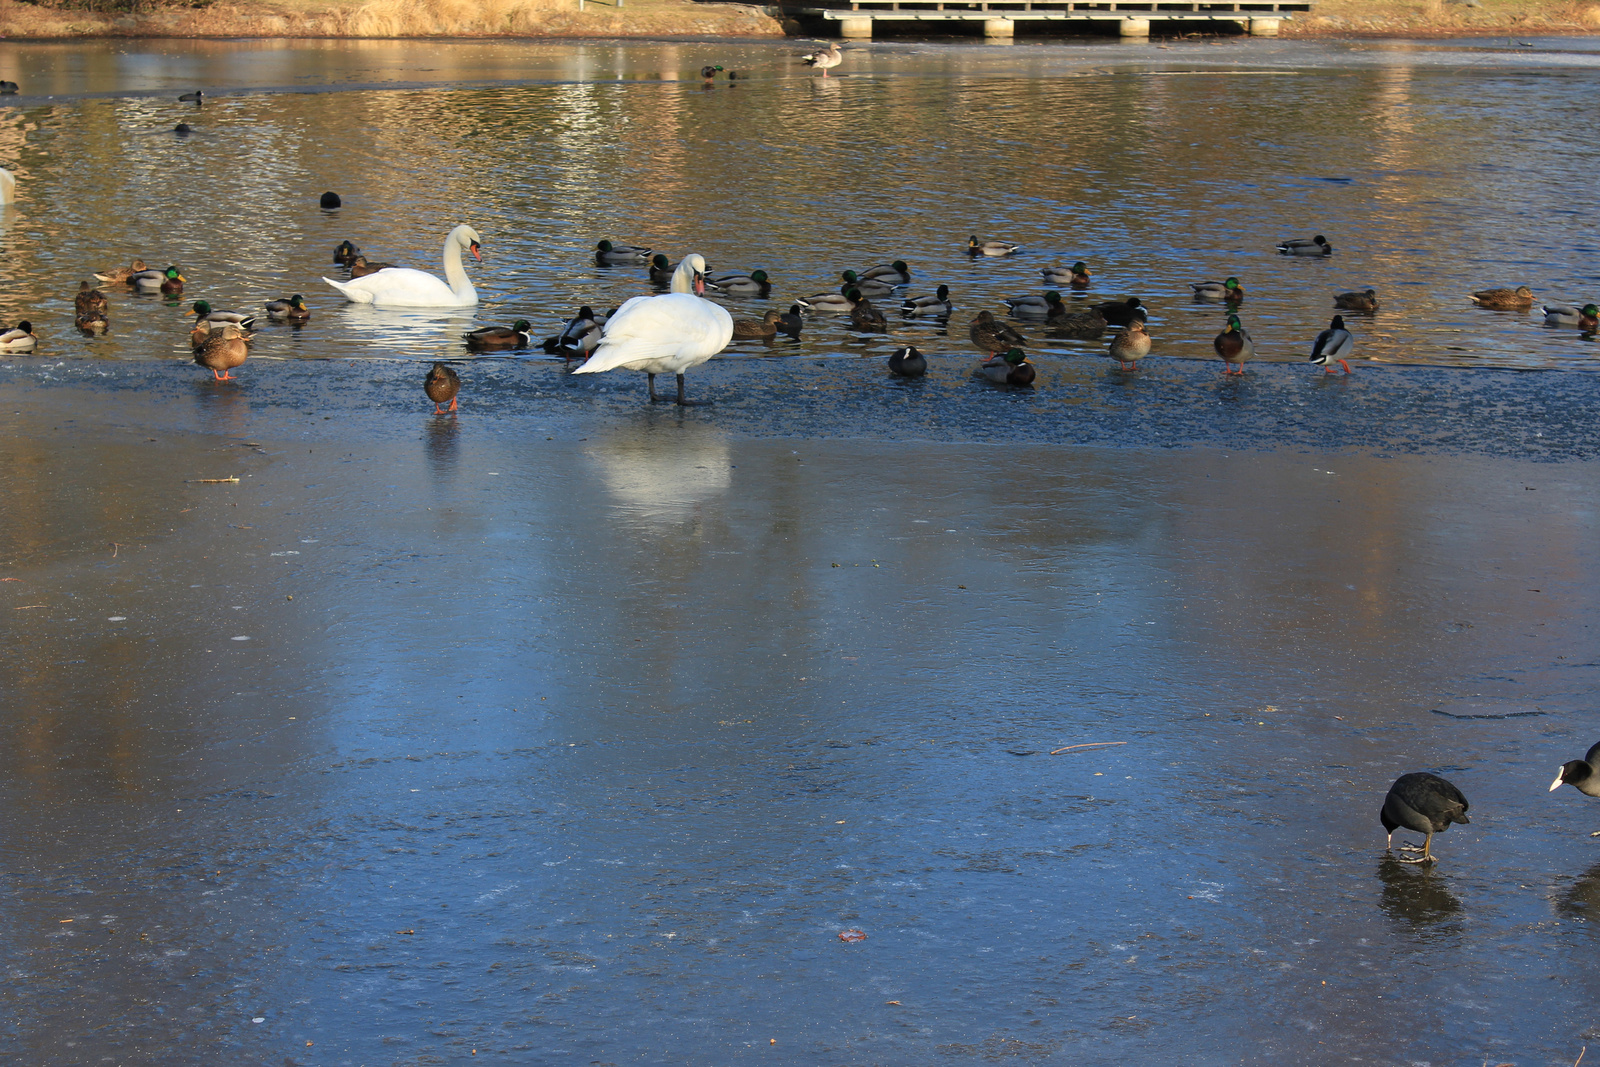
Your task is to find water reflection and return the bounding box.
[1377,855,1463,937]
[1554,860,1600,922]
[423,411,459,481]
[583,420,732,524]
[189,375,250,435]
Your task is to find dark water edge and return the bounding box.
[4,352,1599,459]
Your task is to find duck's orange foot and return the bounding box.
[1339,360,1352,374]
[449,397,457,412]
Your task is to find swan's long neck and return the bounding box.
[442,230,477,303]
[671,257,704,295]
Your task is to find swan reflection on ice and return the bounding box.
[333,302,479,355]
[583,423,732,523]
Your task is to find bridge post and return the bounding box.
[838,16,874,36]
[1118,16,1150,37]
[983,17,1014,36]
[1248,16,1281,34]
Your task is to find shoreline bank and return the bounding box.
[1,0,1597,42]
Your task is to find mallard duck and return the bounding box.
[701,65,724,81]
[540,306,605,357]
[192,301,255,329]
[802,42,843,76]
[1192,277,1244,302]
[0,81,17,95]
[333,240,362,266]
[1004,290,1064,319]
[860,260,911,285]
[1543,303,1598,328]
[732,309,784,340]
[649,253,676,286]
[265,294,311,323]
[969,310,1026,354]
[778,305,805,339]
[130,266,183,294]
[798,285,859,313]
[1309,315,1354,374]
[425,362,460,413]
[902,284,952,318]
[1041,262,1091,288]
[978,348,1035,386]
[1276,234,1333,257]
[850,295,888,332]
[0,321,37,352]
[76,309,109,336]
[968,235,1020,257]
[888,345,927,378]
[1046,306,1107,337]
[1093,296,1146,327]
[94,259,148,284]
[840,270,893,297]
[709,269,772,296]
[1382,772,1469,865]
[1108,320,1151,370]
[1334,288,1379,312]
[464,319,533,350]
[1469,285,1534,309]
[75,280,108,318]
[193,323,249,379]
[595,240,651,265]
[1213,314,1253,375]
[349,255,397,278]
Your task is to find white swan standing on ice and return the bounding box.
[323,224,482,307]
[572,254,733,406]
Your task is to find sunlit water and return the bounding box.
[2,36,1600,1067]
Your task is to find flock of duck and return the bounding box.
[5,148,1599,406]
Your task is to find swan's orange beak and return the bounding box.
[693,272,705,296]
[469,242,482,263]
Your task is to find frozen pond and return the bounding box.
[2,35,1600,1067]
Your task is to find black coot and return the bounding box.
[1550,742,1600,797]
[1381,772,1470,864]
[320,191,342,209]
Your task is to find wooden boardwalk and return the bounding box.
[781,0,1311,38]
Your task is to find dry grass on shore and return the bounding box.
[1284,0,1600,36]
[0,0,785,39]
[1,0,1597,39]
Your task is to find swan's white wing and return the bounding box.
[574,294,732,375]
[323,266,466,307]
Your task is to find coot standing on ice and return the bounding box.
[1550,742,1600,835]
[1381,772,1470,864]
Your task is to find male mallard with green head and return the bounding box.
[1192,277,1244,302]
[463,320,533,350]
[978,348,1035,386]
[1213,315,1253,375]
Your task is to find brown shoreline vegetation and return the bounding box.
[0,0,1595,41]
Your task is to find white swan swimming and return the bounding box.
[323,224,481,307]
[571,254,733,406]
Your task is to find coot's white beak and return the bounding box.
[1550,771,1565,792]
